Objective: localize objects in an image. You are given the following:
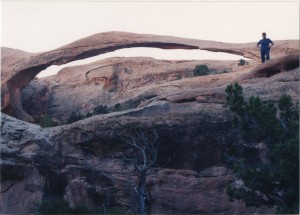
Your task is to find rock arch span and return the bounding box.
[1,31,298,115]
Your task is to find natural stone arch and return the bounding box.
[1,31,298,116]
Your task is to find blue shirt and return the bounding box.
[257,38,273,51]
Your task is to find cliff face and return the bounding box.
[0,32,299,214]
[0,108,267,214]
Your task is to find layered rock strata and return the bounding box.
[1,32,299,116]
[1,32,299,214]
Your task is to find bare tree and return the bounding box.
[121,128,159,215]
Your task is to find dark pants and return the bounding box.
[260,49,270,63]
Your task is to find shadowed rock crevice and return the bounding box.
[283,54,299,70]
[5,64,51,114]
[42,171,68,198]
[171,98,197,103]
[240,53,299,79]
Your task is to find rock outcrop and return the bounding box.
[0,107,270,214]
[23,57,237,123]
[1,32,299,117]
[1,32,299,214]
[22,54,299,124]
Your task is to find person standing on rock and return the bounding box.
[257,32,274,63]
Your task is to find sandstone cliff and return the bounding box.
[1,32,299,214]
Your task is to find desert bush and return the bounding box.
[176,74,182,80]
[39,115,57,128]
[113,103,122,112]
[238,59,249,66]
[32,198,90,215]
[32,198,128,215]
[193,65,210,76]
[67,111,82,124]
[86,112,93,118]
[225,82,299,213]
[93,105,109,115]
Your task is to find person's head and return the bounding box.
[262,32,267,39]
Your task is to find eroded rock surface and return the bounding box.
[1,32,299,116]
[1,32,299,214]
[0,107,270,214]
[21,55,299,124]
[23,58,237,123]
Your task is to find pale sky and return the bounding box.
[1,1,299,77]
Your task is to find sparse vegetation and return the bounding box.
[66,101,142,123]
[39,115,57,128]
[93,105,109,115]
[32,198,90,215]
[176,74,182,80]
[193,64,210,76]
[108,88,118,93]
[122,128,160,215]
[67,111,82,124]
[86,112,93,118]
[32,198,128,215]
[113,103,122,112]
[238,59,249,66]
[225,82,299,214]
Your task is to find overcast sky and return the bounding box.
[1,1,299,52]
[1,1,299,77]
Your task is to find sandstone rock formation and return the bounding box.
[1,32,299,214]
[23,57,237,123]
[21,54,299,124]
[0,108,269,214]
[1,32,299,117]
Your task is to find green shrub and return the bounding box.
[67,111,82,124]
[106,206,129,214]
[33,199,69,214]
[93,105,109,115]
[39,115,57,128]
[32,198,128,215]
[193,65,210,76]
[109,88,118,93]
[86,112,93,118]
[238,59,249,66]
[176,74,182,80]
[32,198,92,215]
[113,103,122,112]
[225,82,245,115]
[225,83,299,213]
[70,204,91,214]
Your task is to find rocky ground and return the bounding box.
[1,32,299,214]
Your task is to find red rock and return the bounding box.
[1,32,298,117]
[1,32,298,214]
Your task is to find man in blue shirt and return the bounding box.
[257,32,274,63]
